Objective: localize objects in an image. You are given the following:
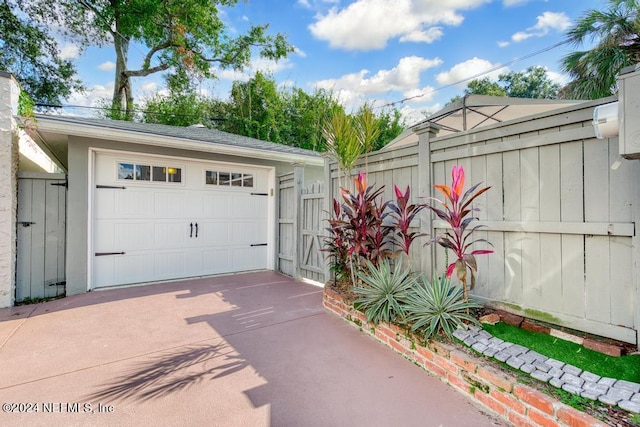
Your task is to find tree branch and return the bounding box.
[142,41,173,69]
[124,63,170,77]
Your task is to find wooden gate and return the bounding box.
[277,167,326,283]
[16,173,66,301]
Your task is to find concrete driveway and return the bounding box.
[0,272,505,426]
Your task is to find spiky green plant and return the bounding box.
[354,259,418,325]
[404,274,481,341]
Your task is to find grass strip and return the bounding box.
[483,322,640,383]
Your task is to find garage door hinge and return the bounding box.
[96,185,127,190]
[50,182,68,188]
[250,243,268,247]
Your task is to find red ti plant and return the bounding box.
[389,185,426,263]
[340,172,392,268]
[427,165,493,302]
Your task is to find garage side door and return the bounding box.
[93,153,269,288]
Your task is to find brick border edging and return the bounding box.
[323,287,606,427]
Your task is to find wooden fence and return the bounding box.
[323,98,639,345]
[277,168,326,283]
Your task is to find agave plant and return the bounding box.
[404,274,481,341]
[427,165,493,302]
[354,259,418,325]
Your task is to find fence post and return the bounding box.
[323,158,333,284]
[412,122,441,276]
[292,165,304,280]
[0,71,20,308]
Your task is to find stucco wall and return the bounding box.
[65,135,323,295]
[0,72,20,307]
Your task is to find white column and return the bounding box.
[0,71,20,307]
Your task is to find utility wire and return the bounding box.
[35,102,228,121]
[376,39,570,109]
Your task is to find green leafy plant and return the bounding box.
[18,89,36,119]
[354,259,418,325]
[389,185,426,261]
[427,165,492,302]
[404,274,481,341]
[323,199,351,283]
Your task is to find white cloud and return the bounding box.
[546,70,570,86]
[497,41,510,48]
[309,0,491,51]
[141,82,158,93]
[98,61,116,71]
[399,103,442,126]
[213,57,295,82]
[503,0,529,6]
[511,11,571,42]
[399,27,444,44]
[402,86,437,103]
[314,56,442,95]
[436,57,507,87]
[59,43,80,60]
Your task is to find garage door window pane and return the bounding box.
[219,172,230,185]
[231,173,242,187]
[136,165,151,181]
[118,163,134,180]
[167,167,182,183]
[152,166,166,181]
[243,174,254,187]
[206,171,218,185]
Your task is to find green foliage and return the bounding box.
[560,0,640,100]
[354,259,418,325]
[484,322,640,383]
[465,78,507,97]
[30,0,294,119]
[404,274,481,341]
[322,110,365,181]
[0,1,82,104]
[18,90,36,118]
[451,66,560,103]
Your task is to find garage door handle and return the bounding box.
[195,222,198,238]
[251,243,268,247]
[190,223,193,238]
[95,252,126,256]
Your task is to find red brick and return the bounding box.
[447,372,473,394]
[389,338,409,354]
[434,355,458,374]
[490,389,526,415]
[428,341,454,358]
[583,339,623,357]
[375,329,388,343]
[416,345,434,361]
[514,385,555,415]
[474,390,507,416]
[413,353,426,366]
[378,324,397,340]
[477,366,515,393]
[528,409,561,427]
[423,359,447,378]
[498,309,524,327]
[557,406,604,427]
[522,320,551,335]
[509,411,536,427]
[451,350,477,373]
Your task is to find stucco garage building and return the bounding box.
[0,72,323,305]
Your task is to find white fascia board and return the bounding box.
[34,118,324,167]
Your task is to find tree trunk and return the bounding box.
[111,16,133,120]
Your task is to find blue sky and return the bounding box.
[63,0,605,125]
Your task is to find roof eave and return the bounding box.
[31,117,324,167]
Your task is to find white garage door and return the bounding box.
[92,152,270,288]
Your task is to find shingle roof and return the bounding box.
[37,115,322,158]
